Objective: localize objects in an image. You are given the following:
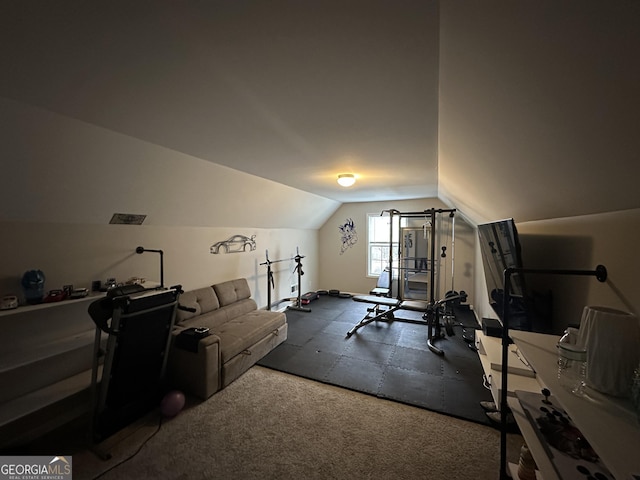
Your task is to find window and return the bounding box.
[367,213,400,277]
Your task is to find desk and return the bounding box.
[511,330,640,480]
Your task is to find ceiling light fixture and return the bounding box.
[337,173,356,187]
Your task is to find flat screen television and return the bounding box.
[477,218,533,331]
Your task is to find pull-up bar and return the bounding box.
[380,208,456,217]
[259,250,296,266]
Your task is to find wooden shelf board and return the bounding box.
[0,330,96,372]
[0,367,97,428]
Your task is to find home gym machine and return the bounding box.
[349,208,466,355]
[260,247,311,312]
[88,283,182,457]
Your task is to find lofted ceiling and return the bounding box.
[1,0,440,204]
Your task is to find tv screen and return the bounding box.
[477,218,531,331]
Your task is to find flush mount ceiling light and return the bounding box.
[337,173,356,187]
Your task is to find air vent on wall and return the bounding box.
[109,213,147,225]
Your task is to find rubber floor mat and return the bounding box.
[258,295,494,425]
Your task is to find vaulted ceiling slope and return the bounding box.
[1,0,440,210]
[438,1,640,224]
[0,96,341,230]
[2,1,639,229]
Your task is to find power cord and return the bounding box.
[92,416,164,479]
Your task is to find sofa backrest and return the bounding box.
[213,279,252,307]
[176,278,254,324]
[176,286,220,323]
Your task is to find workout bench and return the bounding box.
[348,296,435,345]
[348,295,401,334]
[348,294,465,355]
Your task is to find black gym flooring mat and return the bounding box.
[257,294,494,426]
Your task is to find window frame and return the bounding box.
[366,213,402,278]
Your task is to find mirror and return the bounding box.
[477,218,530,330]
[478,218,524,297]
[400,226,430,300]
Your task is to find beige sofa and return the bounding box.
[167,278,287,399]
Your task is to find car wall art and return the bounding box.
[210,234,257,254]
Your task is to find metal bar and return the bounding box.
[385,208,457,217]
[429,208,436,304]
[266,265,272,310]
[259,257,294,265]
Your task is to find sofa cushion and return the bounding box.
[179,299,258,331]
[214,279,252,307]
[220,298,258,319]
[214,310,286,363]
[176,287,220,323]
[182,307,230,331]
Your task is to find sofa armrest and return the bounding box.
[167,331,221,400]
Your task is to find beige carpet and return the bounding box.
[73,366,523,479]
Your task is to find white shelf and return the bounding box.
[0,292,105,445]
[478,330,535,377]
[0,366,97,429]
[507,396,558,480]
[0,285,159,319]
[510,330,640,480]
[0,293,103,318]
[0,330,96,372]
[475,331,540,407]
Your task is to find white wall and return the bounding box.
[516,209,640,334]
[467,209,640,335]
[0,222,318,310]
[0,98,330,308]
